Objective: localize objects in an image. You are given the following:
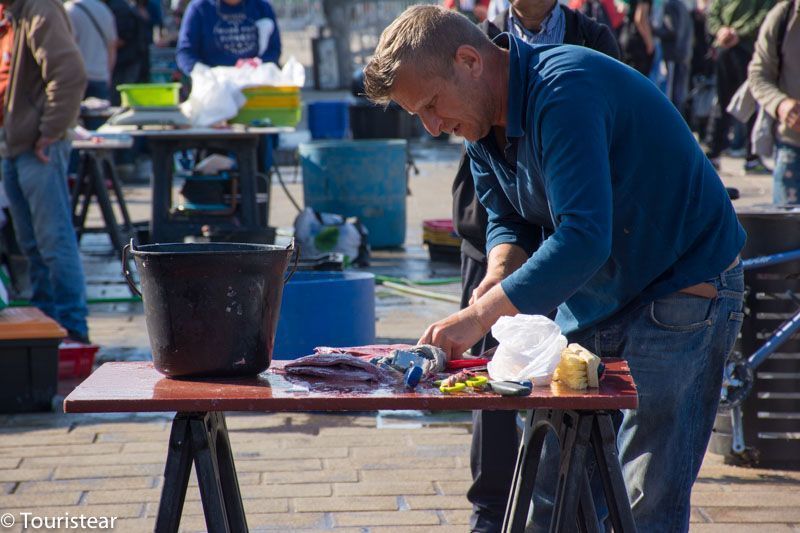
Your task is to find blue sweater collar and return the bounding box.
[493,33,530,139]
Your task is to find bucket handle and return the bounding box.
[285,239,299,284]
[122,239,143,297]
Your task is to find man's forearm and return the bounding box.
[486,243,529,279]
[469,281,520,335]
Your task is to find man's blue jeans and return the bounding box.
[2,140,89,338]
[528,263,744,532]
[773,142,800,205]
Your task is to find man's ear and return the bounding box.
[454,45,484,79]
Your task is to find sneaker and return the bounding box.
[744,158,771,174]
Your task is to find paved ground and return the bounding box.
[1,140,799,532]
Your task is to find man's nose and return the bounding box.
[419,111,442,137]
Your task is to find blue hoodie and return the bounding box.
[176,0,281,75]
[468,35,745,334]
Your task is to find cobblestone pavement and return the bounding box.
[1,141,798,531]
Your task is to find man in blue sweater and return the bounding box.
[365,5,745,531]
[176,0,280,76]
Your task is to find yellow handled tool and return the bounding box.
[439,382,466,394]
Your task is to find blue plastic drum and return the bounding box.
[300,139,407,248]
[273,271,376,359]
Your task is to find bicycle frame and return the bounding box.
[721,249,800,455]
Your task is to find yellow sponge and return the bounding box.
[553,343,601,390]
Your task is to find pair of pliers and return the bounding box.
[436,375,489,394]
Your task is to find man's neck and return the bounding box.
[487,47,510,129]
[511,0,558,32]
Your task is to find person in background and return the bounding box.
[451,1,619,530]
[443,0,491,22]
[705,0,775,171]
[487,0,509,20]
[176,0,281,76]
[0,5,13,250]
[134,0,164,82]
[65,0,118,100]
[569,0,625,34]
[0,5,12,115]
[104,0,146,105]
[0,0,90,344]
[688,0,716,138]
[748,0,800,203]
[654,0,694,115]
[618,0,656,74]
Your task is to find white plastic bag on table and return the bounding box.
[487,314,567,386]
[181,63,245,127]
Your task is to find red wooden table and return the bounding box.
[64,359,638,533]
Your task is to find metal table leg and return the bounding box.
[590,413,637,532]
[503,409,563,533]
[155,412,248,533]
[502,410,636,533]
[99,150,134,231]
[87,153,126,256]
[551,412,593,532]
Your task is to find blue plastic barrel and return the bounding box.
[307,101,350,140]
[299,139,407,248]
[273,271,376,359]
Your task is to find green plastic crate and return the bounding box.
[231,106,301,127]
[117,83,181,108]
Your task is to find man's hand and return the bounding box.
[777,98,800,132]
[418,306,488,360]
[34,136,58,163]
[727,28,740,47]
[421,278,521,360]
[715,26,738,48]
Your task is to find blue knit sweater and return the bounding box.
[176,0,281,75]
[468,34,745,334]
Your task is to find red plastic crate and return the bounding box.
[58,342,99,379]
[422,218,455,232]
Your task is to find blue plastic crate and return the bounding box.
[307,101,350,140]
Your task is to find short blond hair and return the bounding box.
[363,5,492,105]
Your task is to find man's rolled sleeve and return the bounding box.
[467,147,539,256]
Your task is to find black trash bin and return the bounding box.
[349,103,417,139]
[710,207,800,469]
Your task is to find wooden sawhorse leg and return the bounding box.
[502,410,636,533]
[155,412,248,533]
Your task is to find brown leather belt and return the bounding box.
[678,255,741,299]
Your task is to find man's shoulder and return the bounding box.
[68,0,114,17]
[184,0,213,13]
[762,0,796,31]
[14,0,74,25]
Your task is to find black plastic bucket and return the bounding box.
[123,240,296,378]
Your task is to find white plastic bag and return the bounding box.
[487,314,567,386]
[293,207,369,265]
[181,63,245,127]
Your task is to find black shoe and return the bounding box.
[66,330,91,345]
[744,158,771,174]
